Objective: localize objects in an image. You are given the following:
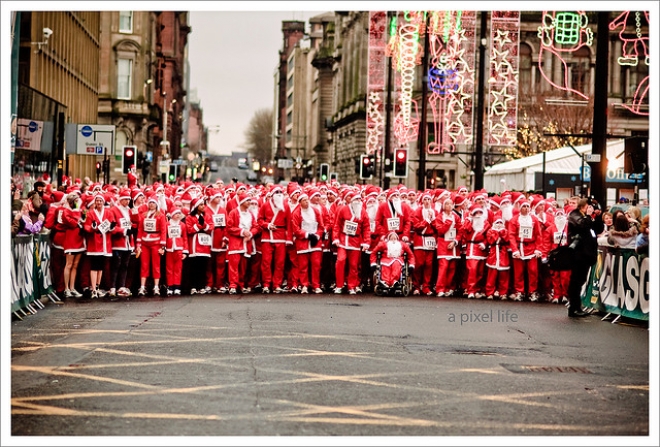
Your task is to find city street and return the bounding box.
[9,293,649,440]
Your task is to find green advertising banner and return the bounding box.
[582,246,649,321]
[11,233,56,314]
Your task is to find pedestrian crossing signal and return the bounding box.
[360,154,374,179]
[319,163,329,181]
[122,146,137,174]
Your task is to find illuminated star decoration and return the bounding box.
[488,11,520,147]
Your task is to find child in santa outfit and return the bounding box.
[165,208,188,295]
[370,231,415,289]
[484,214,511,300]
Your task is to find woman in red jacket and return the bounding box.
[135,197,168,296]
[185,197,214,294]
[60,193,85,298]
[165,207,189,295]
[82,194,115,299]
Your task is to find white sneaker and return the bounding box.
[70,289,83,298]
[529,292,539,302]
[242,287,251,294]
[218,287,227,294]
[153,286,160,296]
[349,289,357,295]
[273,287,285,294]
[190,288,197,295]
[229,288,237,295]
[300,286,308,294]
[109,288,117,297]
[138,287,147,296]
[118,287,131,297]
[174,289,181,295]
[97,289,108,298]
[203,286,212,294]
[512,292,523,301]
[334,288,343,294]
[64,289,73,298]
[262,287,270,294]
[167,288,173,296]
[467,293,475,299]
[313,288,323,294]
[436,291,445,297]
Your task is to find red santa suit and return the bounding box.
[83,201,114,257]
[534,200,554,300]
[206,195,229,291]
[461,205,491,297]
[374,190,412,242]
[226,194,259,291]
[506,202,543,299]
[370,232,415,288]
[411,199,437,295]
[136,202,168,281]
[257,188,290,292]
[484,215,510,298]
[332,195,371,292]
[246,199,263,290]
[127,168,138,189]
[285,191,302,291]
[547,210,571,303]
[44,195,67,294]
[165,210,189,290]
[290,196,325,291]
[434,199,463,296]
[61,206,86,254]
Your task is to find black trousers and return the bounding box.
[110,250,131,290]
[567,263,591,312]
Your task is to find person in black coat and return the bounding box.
[566,198,604,318]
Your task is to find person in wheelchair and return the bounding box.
[370,231,415,295]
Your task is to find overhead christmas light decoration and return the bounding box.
[537,11,593,100]
[610,11,650,116]
[488,11,520,147]
[366,11,389,155]
[426,10,477,154]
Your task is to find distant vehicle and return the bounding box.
[209,161,218,172]
[237,158,249,169]
[246,171,258,183]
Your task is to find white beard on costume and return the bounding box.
[249,205,258,219]
[472,215,485,233]
[434,202,442,213]
[272,193,284,210]
[387,240,402,258]
[391,198,403,215]
[350,201,362,217]
[219,197,227,208]
[366,203,378,222]
[157,194,168,212]
[501,204,513,222]
[555,215,566,232]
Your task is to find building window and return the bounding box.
[117,58,132,99]
[519,43,533,96]
[570,46,591,95]
[119,11,133,33]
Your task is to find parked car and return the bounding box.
[209,161,218,172]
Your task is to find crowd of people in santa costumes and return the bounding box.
[37,175,599,305]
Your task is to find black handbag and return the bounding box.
[548,232,574,271]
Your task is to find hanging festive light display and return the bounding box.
[488,11,520,147]
[609,11,650,116]
[537,11,593,100]
[366,11,389,155]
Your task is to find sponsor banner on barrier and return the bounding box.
[10,233,56,314]
[582,246,649,321]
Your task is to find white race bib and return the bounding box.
[301,221,318,233]
[213,214,226,227]
[57,210,64,224]
[387,217,400,231]
[144,217,156,232]
[370,221,375,233]
[553,231,563,245]
[343,220,358,236]
[98,219,111,234]
[423,236,437,249]
[444,228,456,241]
[120,217,131,230]
[198,233,212,246]
[519,225,533,240]
[168,225,181,239]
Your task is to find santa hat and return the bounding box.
[489,195,502,209]
[511,191,525,205]
[456,186,469,195]
[473,189,488,201]
[93,193,106,204]
[453,194,467,208]
[492,212,504,224]
[66,186,80,196]
[469,204,484,216]
[421,190,433,201]
[117,188,131,201]
[326,187,339,197]
[386,189,400,200]
[531,195,545,211]
[443,193,455,206]
[207,188,223,201]
[519,198,531,208]
[154,184,165,193]
[237,193,251,206]
[132,189,145,201]
[500,194,512,206]
[270,185,284,195]
[235,183,247,193]
[51,190,65,204]
[297,191,309,202]
[191,196,206,210]
[308,188,321,200]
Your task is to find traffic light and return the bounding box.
[122,145,137,174]
[319,163,329,182]
[168,164,178,183]
[95,161,102,174]
[360,154,374,179]
[393,147,408,178]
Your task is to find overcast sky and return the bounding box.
[187,9,322,156]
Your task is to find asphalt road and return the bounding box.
[8,292,650,442]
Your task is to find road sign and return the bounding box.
[277,158,293,169]
[68,124,116,155]
[585,154,601,162]
[159,161,170,174]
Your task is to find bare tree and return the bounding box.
[244,108,273,164]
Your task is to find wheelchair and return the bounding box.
[372,251,413,297]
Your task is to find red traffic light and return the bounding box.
[363,157,371,165]
[396,150,406,160]
[125,149,134,157]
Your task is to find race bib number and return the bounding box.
[57,210,64,224]
[168,225,181,239]
[144,218,156,232]
[213,214,226,227]
[553,231,563,245]
[519,225,533,240]
[387,217,400,231]
[120,217,131,230]
[444,228,456,241]
[198,233,212,246]
[370,221,375,233]
[423,236,437,249]
[301,221,318,233]
[343,220,358,236]
[98,219,111,234]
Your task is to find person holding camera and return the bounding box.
[566,198,604,318]
[290,192,325,294]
